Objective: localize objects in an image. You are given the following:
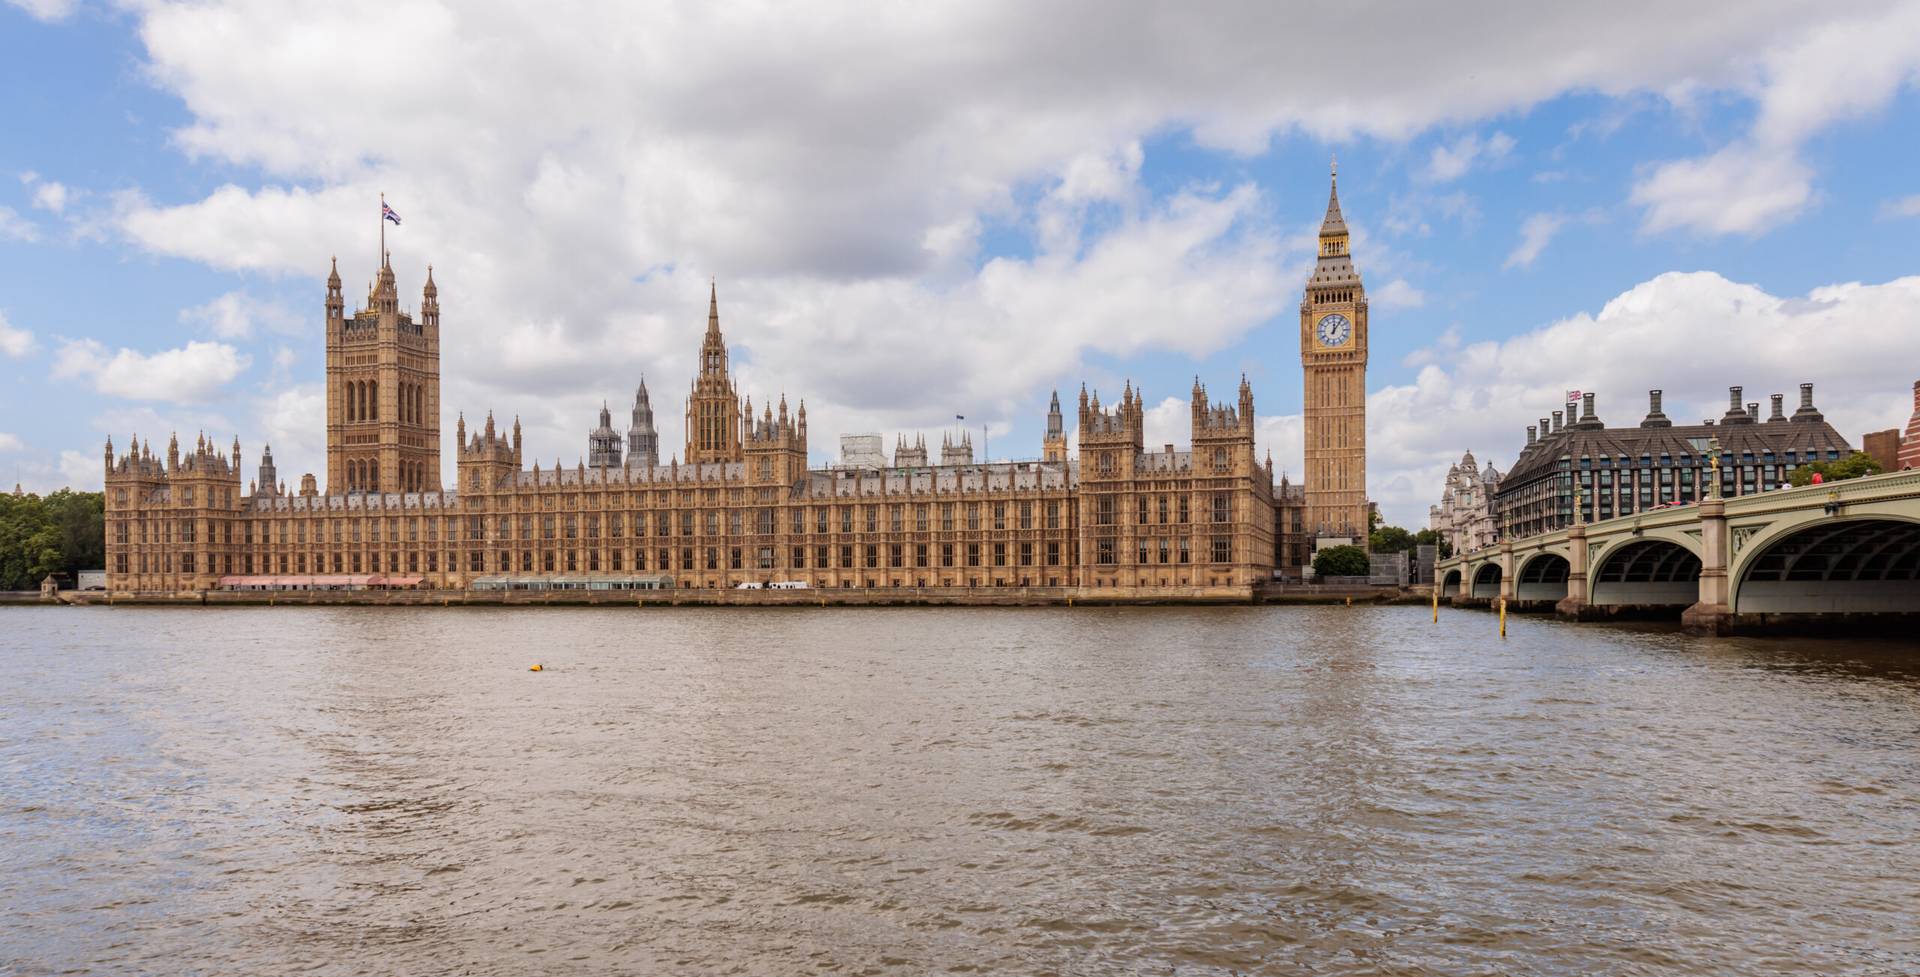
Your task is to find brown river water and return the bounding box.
[2,605,1917,976]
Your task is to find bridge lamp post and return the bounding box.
[1686,436,1723,502]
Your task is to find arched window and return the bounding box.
[370,460,379,489]
[369,380,378,420]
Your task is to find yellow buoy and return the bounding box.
[529,663,543,672]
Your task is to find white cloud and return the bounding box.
[0,432,22,451]
[1879,195,1920,219]
[4,0,77,23]
[1630,145,1814,236]
[0,206,36,242]
[90,0,1920,488]
[1423,131,1515,182]
[0,311,32,357]
[1504,212,1569,269]
[1374,279,1426,309]
[30,180,69,214]
[53,339,250,403]
[58,450,101,490]
[1365,270,1920,526]
[179,290,305,340]
[253,384,325,487]
[1632,5,1920,236]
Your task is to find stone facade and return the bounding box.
[104,273,1276,595]
[1899,379,1920,470]
[1298,163,1370,544]
[1493,387,1853,539]
[1429,450,1501,553]
[1862,429,1902,474]
[325,256,440,495]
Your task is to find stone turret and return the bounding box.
[257,444,278,497]
[1043,389,1067,462]
[627,378,660,468]
[894,433,929,468]
[588,402,623,468]
[940,430,974,466]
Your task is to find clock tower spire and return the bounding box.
[1299,160,1370,546]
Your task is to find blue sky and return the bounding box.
[2,1,1918,526]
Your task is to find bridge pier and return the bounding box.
[1681,495,1734,635]
[1553,523,1590,621]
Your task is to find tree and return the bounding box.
[1787,452,1883,487]
[1313,544,1371,578]
[1369,525,1416,553]
[1413,527,1452,560]
[0,489,105,590]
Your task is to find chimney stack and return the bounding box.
[1526,425,1537,445]
[1723,385,1753,423]
[1539,417,1551,439]
[1552,410,1563,433]
[1579,392,1599,427]
[1791,382,1824,423]
[1768,393,1785,422]
[1641,389,1671,428]
[1747,402,1760,421]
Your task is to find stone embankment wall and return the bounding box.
[65,585,1270,608]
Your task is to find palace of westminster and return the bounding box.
[102,173,1376,594]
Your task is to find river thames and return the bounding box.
[2,605,1915,975]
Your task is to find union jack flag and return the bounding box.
[382,201,402,226]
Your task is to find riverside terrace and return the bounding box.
[1435,468,1920,635]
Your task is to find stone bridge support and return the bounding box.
[1681,496,1732,635]
[1554,523,1591,619]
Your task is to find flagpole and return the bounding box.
[379,191,385,268]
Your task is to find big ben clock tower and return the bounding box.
[1300,160,1369,545]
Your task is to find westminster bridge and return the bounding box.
[1434,468,1920,634]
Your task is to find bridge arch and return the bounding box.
[1470,562,1502,599]
[1591,537,1700,606]
[1515,552,1570,601]
[1441,567,1462,593]
[1732,517,1920,614]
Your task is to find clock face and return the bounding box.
[1317,313,1351,347]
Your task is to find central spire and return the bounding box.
[707,278,720,337]
[1320,158,1347,237]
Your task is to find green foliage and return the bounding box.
[1413,527,1452,559]
[1369,525,1416,554]
[1312,544,1371,578]
[0,489,104,590]
[1787,452,1884,487]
